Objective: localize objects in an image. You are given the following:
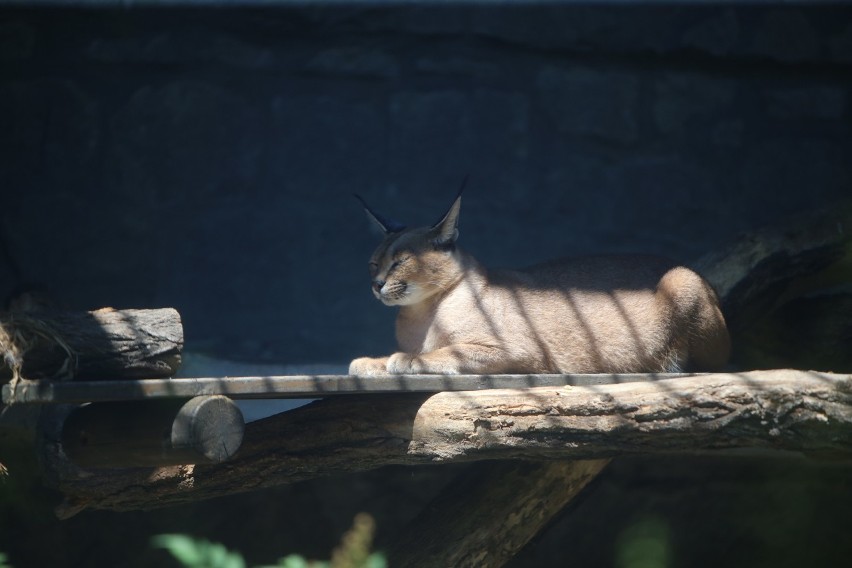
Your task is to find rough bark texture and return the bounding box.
[694,202,852,369]
[386,459,610,568]
[44,370,852,513]
[0,307,183,382]
[695,202,851,315]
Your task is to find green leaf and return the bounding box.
[152,534,206,566]
[276,556,309,568]
[364,553,387,568]
[151,534,246,568]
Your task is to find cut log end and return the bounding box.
[172,395,245,464]
[60,395,244,469]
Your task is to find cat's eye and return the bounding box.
[368,262,378,274]
[390,257,410,271]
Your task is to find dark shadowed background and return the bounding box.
[0,1,850,567]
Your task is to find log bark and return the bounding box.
[0,307,183,382]
[693,202,852,369]
[695,202,851,315]
[386,459,610,568]
[43,370,852,513]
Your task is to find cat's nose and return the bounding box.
[372,280,385,294]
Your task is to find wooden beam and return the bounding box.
[41,370,852,514]
[2,372,693,405]
[387,459,610,568]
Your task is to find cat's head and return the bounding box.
[356,189,464,307]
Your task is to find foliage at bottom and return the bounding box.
[153,513,386,568]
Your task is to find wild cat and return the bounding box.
[349,189,730,376]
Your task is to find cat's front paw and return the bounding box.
[387,352,424,374]
[348,356,390,376]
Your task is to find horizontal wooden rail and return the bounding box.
[2,373,696,404]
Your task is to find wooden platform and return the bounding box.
[2,372,695,404]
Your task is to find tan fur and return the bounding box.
[350,195,730,376]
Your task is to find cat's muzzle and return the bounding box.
[375,281,408,305]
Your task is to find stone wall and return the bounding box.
[1,4,850,364]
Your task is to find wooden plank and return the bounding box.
[1,372,696,404]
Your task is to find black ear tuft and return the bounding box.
[457,174,469,196]
[354,194,406,234]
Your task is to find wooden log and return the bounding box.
[387,459,610,568]
[60,395,245,468]
[0,307,183,382]
[695,202,851,312]
[693,202,852,368]
[41,370,852,513]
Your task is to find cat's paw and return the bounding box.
[348,356,390,376]
[387,352,424,374]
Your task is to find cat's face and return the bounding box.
[359,191,463,306]
[367,228,457,306]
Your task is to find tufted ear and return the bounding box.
[354,194,406,234]
[430,176,467,246]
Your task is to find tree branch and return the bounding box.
[45,370,852,513]
[386,459,611,568]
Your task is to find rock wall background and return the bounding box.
[1,4,850,365]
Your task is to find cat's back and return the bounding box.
[472,254,725,373]
[489,254,679,292]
